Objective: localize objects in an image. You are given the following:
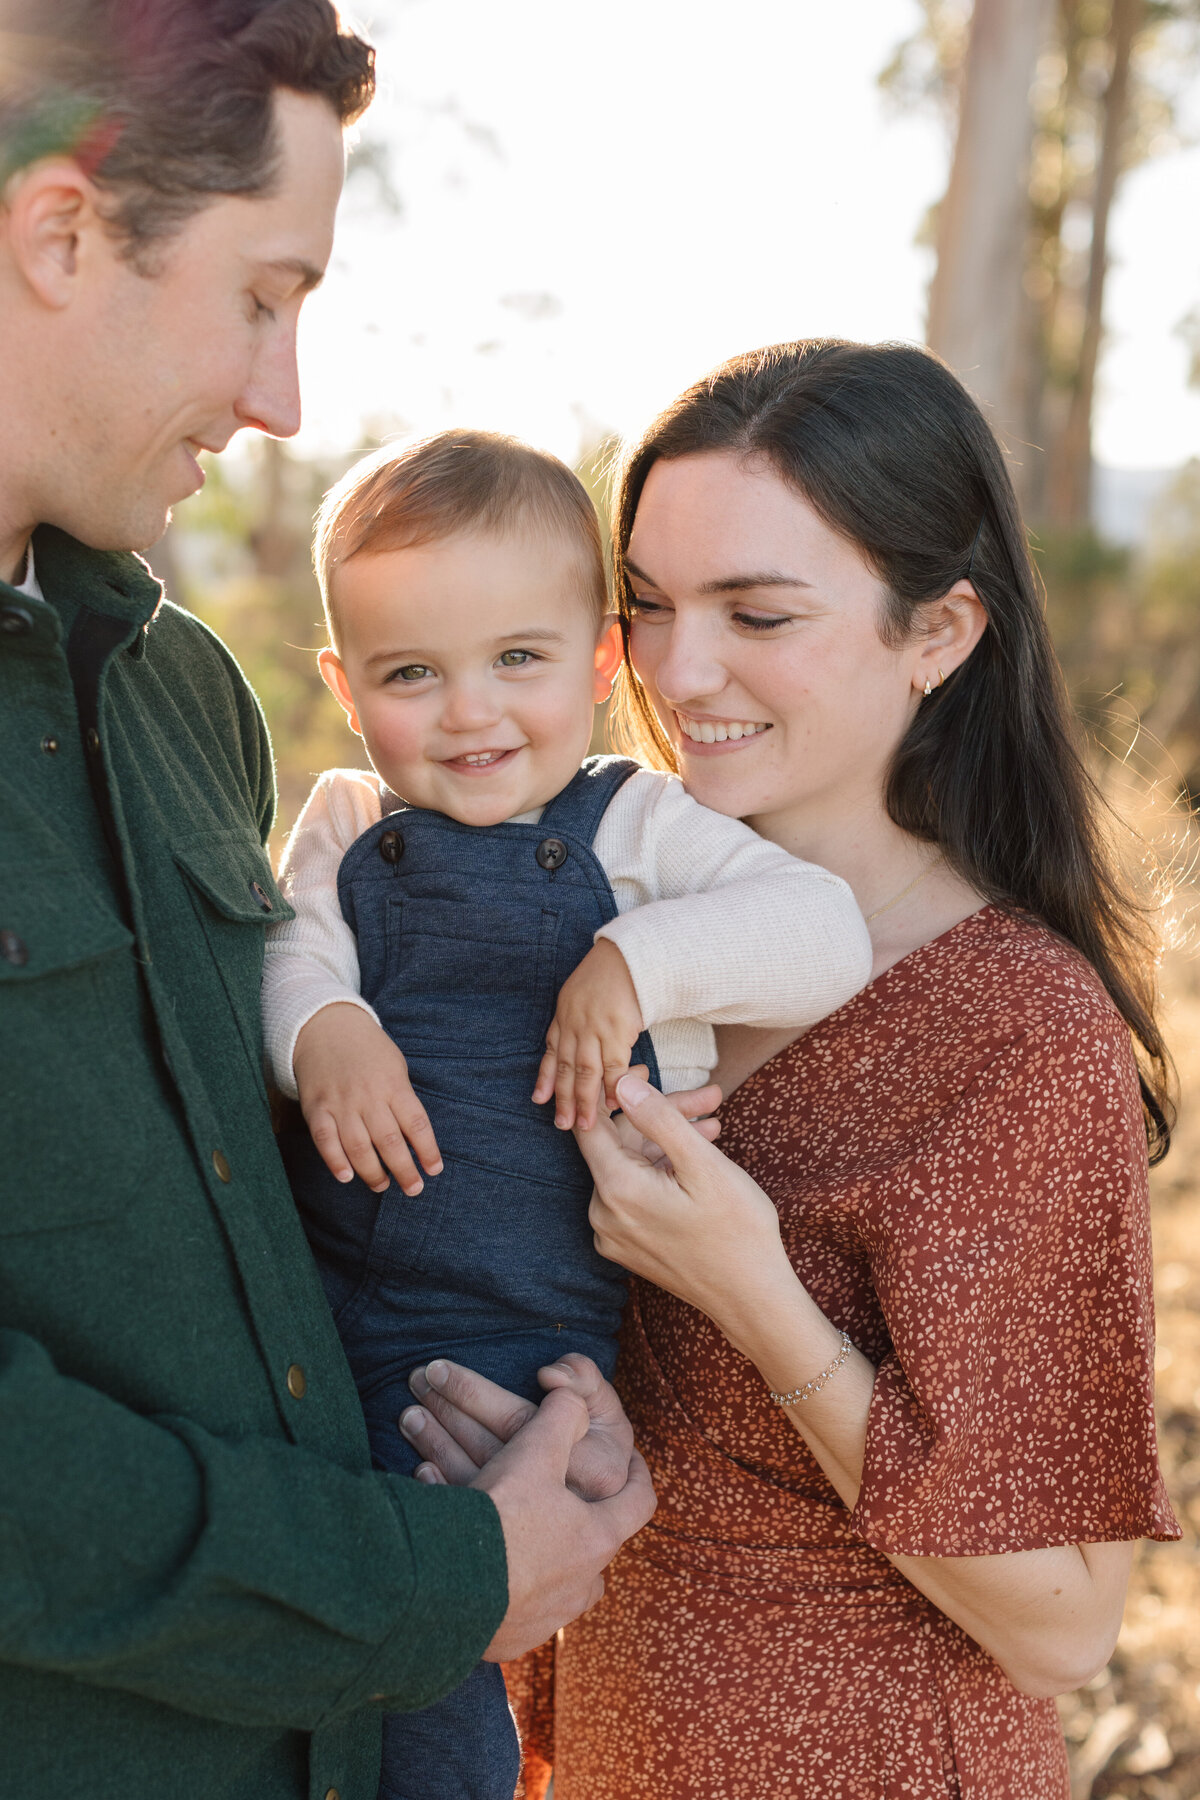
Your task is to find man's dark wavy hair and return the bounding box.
[0,0,374,261]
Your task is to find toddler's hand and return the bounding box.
[532,939,644,1132]
[292,1003,443,1196]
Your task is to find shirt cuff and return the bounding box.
[334,1480,509,1715]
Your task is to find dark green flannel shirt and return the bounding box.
[0,528,508,1800]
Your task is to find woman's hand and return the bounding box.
[575,1073,795,1346]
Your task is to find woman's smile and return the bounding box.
[673,710,772,748]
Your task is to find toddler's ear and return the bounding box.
[317,648,364,737]
[593,619,624,701]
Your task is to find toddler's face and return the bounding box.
[320,528,621,826]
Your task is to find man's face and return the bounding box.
[45,89,345,552]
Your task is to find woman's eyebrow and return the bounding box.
[699,571,813,594]
[624,557,811,594]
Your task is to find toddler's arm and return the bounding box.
[535,772,873,1127]
[263,771,442,1194]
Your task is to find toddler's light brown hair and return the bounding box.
[314,428,609,647]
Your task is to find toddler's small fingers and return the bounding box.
[573,1049,606,1134]
[367,1114,424,1197]
[400,1105,443,1177]
[340,1123,391,1194]
[308,1113,355,1184]
[532,1035,560,1105]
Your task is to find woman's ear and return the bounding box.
[593,618,624,702]
[317,647,364,738]
[912,581,988,695]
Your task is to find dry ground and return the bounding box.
[1061,944,1200,1799]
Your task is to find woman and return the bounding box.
[416,340,1181,1799]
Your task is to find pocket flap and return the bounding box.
[0,861,133,981]
[174,832,295,924]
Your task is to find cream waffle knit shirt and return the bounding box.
[263,765,872,1098]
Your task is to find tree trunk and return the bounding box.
[1043,0,1143,529]
[927,0,1057,499]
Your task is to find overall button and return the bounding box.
[41,734,59,754]
[379,829,404,864]
[211,1149,232,1183]
[249,879,273,913]
[286,1364,307,1399]
[536,837,568,871]
[0,605,33,636]
[0,929,28,967]
[86,727,101,754]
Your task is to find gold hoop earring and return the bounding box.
[938,667,946,686]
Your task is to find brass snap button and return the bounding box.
[286,1364,307,1400]
[249,879,274,913]
[86,727,101,754]
[379,830,404,865]
[211,1149,232,1183]
[0,929,28,967]
[536,837,568,871]
[41,735,59,754]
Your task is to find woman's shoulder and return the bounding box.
[899,904,1125,1047]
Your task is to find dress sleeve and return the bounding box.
[849,1010,1180,1557]
[261,769,384,1098]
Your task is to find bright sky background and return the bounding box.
[292,0,1200,475]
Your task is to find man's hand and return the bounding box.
[401,1353,634,1501]
[400,1364,654,1662]
[531,939,644,1131]
[292,1002,442,1196]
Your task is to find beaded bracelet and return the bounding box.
[768,1330,853,1406]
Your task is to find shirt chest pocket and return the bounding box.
[0,860,146,1231]
[375,898,561,1059]
[173,833,294,1086]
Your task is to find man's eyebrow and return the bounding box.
[262,257,326,294]
[625,557,811,595]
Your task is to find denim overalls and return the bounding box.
[282,755,660,1800]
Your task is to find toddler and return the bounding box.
[263,429,872,1800]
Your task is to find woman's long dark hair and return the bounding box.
[610,339,1174,1161]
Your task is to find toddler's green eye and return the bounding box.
[498,649,533,667]
[393,664,432,683]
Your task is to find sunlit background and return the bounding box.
[160,13,1200,1784]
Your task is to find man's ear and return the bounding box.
[593,618,624,702]
[3,159,105,308]
[317,648,364,738]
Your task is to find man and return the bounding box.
[0,3,652,1795]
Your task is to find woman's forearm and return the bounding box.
[714,1266,1131,1697]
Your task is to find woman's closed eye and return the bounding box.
[733,609,794,631]
[629,596,672,621]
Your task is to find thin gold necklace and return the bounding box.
[864,855,944,924]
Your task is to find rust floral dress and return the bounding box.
[507,907,1179,1800]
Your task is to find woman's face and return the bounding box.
[626,452,924,846]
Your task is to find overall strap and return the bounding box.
[537,755,642,848]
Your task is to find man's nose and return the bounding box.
[235,326,303,441]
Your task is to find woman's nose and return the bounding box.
[650,621,729,709]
